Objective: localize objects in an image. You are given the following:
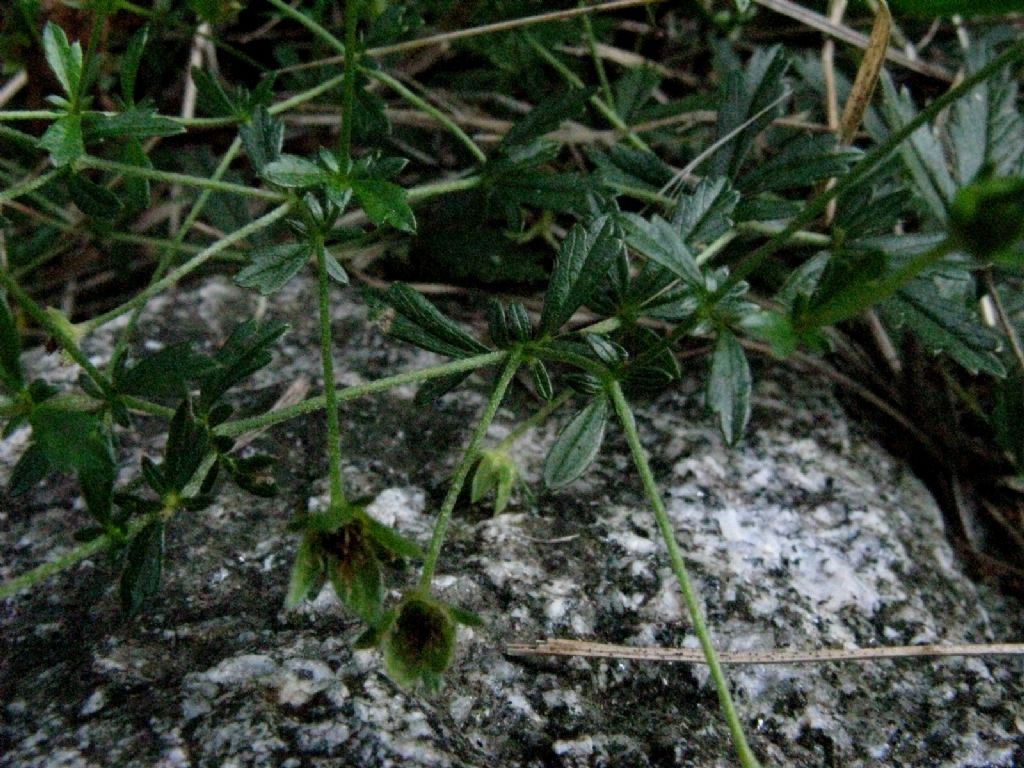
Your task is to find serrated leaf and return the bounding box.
[540,216,623,334]
[262,155,325,188]
[39,114,83,167]
[68,173,123,218]
[708,330,751,446]
[87,109,184,142]
[738,135,860,194]
[879,74,956,221]
[710,46,789,178]
[120,522,164,615]
[351,178,416,233]
[619,213,702,287]
[0,294,24,392]
[285,534,324,609]
[191,67,239,118]
[498,88,593,152]
[590,145,675,197]
[198,319,288,410]
[239,106,283,172]
[948,42,1024,185]
[672,177,740,249]
[121,25,149,104]
[881,281,1006,376]
[43,23,82,99]
[384,283,489,358]
[234,242,311,296]
[544,396,609,489]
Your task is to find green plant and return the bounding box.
[2,2,1024,765]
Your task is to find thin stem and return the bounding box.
[525,32,651,154]
[364,69,487,164]
[581,8,615,112]
[265,0,346,55]
[419,351,520,588]
[80,202,292,333]
[110,137,245,370]
[214,351,507,437]
[77,156,287,202]
[406,174,481,201]
[340,0,361,162]
[0,452,216,599]
[984,270,1024,375]
[0,168,63,205]
[607,380,761,768]
[0,270,114,398]
[315,235,348,511]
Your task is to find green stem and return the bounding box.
[581,8,615,112]
[364,69,487,164]
[524,31,651,154]
[265,0,346,55]
[77,156,286,202]
[339,0,361,161]
[80,202,292,333]
[0,452,216,599]
[0,168,63,205]
[0,270,114,398]
[315,235,348,512]
[418,351,520,588]
[406,174,481,202]
[641,37,1024,368]
[110,137,244,369]
[215,350,506,437]
[607,380,760,768]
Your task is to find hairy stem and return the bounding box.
[608,380,761,768]
[80,202,292,333]
[315,235,348,512]
[419,351,520,588]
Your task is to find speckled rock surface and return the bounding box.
[2,276,1023,768]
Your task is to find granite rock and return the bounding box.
[2,276,1023,767]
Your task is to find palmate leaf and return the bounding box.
[239,106,284,172]
[737,135,860,194]
[619,213,702,287]
[540,216,624,334]
[880,280,1006,377]
[948,40,1024,185]
[497,88,593,153]
[709,45,789,179]
[673,177,740,249]
[39,114,83,167]
[234,242,312,296]
[879,74,956,221]
[198,319,289,411]
[42,23,82,99]
[543,395,609,489]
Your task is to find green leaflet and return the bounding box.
[42,23,82,99]
[234,242,312,296]
[619,213,703,287]
[707,330,752,446]
[540,216,623,334]
[262,155,325,188]
[351,178,416,233]
[384,283,489,358]
[543,395,609,489]
[120,522,165,615]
